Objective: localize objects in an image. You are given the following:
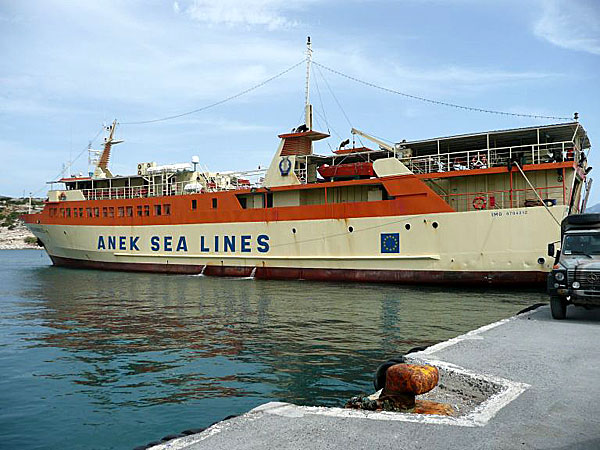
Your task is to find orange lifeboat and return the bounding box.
[317,162,374,179]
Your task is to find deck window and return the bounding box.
[118,206,124,217]
[126,206,133,217]
[79,208,84,217]
[73,208,78,218]
[94,207,99,218]
[212,198,217,209]
[49,208,55,217]
[86,207,92,217]
[137,205,143,217]
[144,205,150,216]
[191,199,197,210]
[102,207,108,218]
[163,204,171,216]
[66,208,71,218]
[108,207,115,218]
[154,204,162,216]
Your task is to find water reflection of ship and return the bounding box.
[23,267,542,406]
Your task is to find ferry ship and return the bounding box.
[22,48,592,286]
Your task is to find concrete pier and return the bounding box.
[150,305,600,450]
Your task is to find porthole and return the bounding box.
[405,224,411,230]
[348,226,354,232]
[432,222,439,229]
[292,228,297,234]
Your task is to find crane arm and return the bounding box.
[351,128,394,152]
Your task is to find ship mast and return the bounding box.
[93,119,123,178]
[304,36,313,130]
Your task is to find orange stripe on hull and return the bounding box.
[24,175,454,226]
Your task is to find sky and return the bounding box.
[1,0,599,202]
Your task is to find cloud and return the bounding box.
[311,45,561,104]
[0,1,308,122]
[534,0,600,55]
[1,1,562,125]
[397,66,555,84]
[181,0,302,30]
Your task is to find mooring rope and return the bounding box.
[514,161,562,227]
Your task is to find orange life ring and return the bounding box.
[473,196,486,210]
[59,192,67,201]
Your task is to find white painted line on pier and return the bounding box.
[150,413,263,450]
[414,308,538,356]
[250,361,529,428]
[149,310,536,449]
[251,311,535,428]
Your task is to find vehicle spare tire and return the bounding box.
[564,214,600,226]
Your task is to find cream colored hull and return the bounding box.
[26,205,566,285]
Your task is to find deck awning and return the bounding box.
[395,122,590,156]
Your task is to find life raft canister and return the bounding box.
[472,196,486,210]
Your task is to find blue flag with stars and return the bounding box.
[380,233,400,253]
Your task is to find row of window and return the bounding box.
[191,198,218,209]
[49,204,172,219]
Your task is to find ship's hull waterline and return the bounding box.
[27,205,565,286]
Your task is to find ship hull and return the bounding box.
[47,254,546,285]
[26,205,566,286]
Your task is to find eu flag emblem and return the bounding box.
[380,233,400,253]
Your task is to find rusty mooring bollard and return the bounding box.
[346,362,454,416]
[385,363,439,395]
[379,363,439,409]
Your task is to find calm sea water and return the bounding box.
[0,249,546,449]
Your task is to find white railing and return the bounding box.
[295,140,579,182]
[81,179,260,200]
[403,141,578,175]
[71,141,578,199]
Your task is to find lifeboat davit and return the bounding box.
[317,162,374,179]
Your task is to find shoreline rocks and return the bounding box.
[0,223,40,250]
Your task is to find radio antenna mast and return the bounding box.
[304,36,313,130]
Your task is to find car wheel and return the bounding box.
[550,295,567,320]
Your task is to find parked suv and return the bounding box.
[547,214,600,319]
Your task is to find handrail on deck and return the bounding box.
[79,179,259,201]
[404,140,579,175]
[296,139,580,179]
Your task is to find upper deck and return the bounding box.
[44,121,590,215]
[295,121,589,179]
